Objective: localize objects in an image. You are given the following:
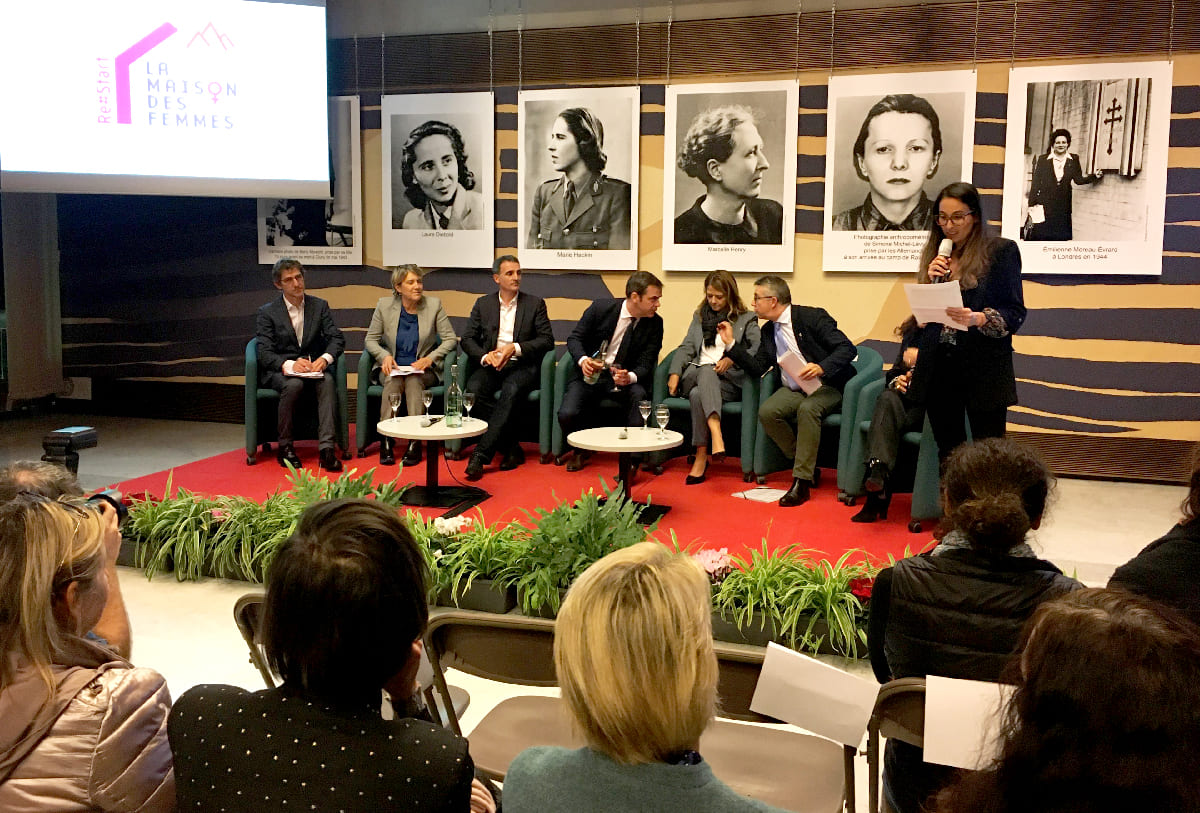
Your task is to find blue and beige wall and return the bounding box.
[59,3,1200,480]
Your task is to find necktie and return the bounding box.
[564,181,576,219]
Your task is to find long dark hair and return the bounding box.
[557,107,608,173]
[695,269,748,320]
[935,588,1200,813]
[917,181,997,290]
[941,438,1051,554]
[1183,447,1200,526]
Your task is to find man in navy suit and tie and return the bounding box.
[255,258,345,472]
[722,275,855,507]
[461,256,556,481]
[557,271,664,472]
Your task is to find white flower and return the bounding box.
[433,515,474,535]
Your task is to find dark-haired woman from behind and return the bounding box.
[168,498,494,813]
[1109,451,1200,627]
[934,588,1200,813]
[866,438,1082,813]
[910,182,1026,460]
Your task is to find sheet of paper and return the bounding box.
[923,675,1014,770]
[285,370,324,379]
[905,282,970,331]
[1028,204,1045,224]
[732,487,788,503]
[749,642,878,747]
[778,351,821,395]
[389,365,420,377]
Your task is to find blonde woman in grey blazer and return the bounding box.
[364,264,457,465]
[666,271,760,484]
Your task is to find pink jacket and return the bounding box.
[0,664,175,812]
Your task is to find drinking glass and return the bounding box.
[463,391,476,422]
[387,393,401,422]
[609,363,623,393]
[655,404,670,438]
[422,390,434,416]
[638,400,652,431]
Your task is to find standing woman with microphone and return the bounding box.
[908,181,1026,459]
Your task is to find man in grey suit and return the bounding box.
[255,258,345,472]
[364,265,457,466]
[460,256,555,480]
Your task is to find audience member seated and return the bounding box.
[364,264,457,467]
[0,493,174,811]
[852,317,924,523]
[503,542,786,812]
[666,270,760,484]
[1109,453,1200,627]
[934,588,1200,813]
[0,461,131,660]
[168,498,494,813]
[557,272,664,472]
[867,438,1082,813]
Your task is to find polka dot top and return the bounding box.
[167,684,473,812]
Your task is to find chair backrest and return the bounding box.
[233,592,277,688]
[712,639,782,724]
[871,676,926,747]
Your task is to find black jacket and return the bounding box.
[459,291,555,373]
[869,547,1081,684]
[726,304,856,392]
[566,298,663,386]
[1110,520,1200,628]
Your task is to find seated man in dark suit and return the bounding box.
[462,255,555,481]
[557,271,664,472]
[255,258,345,472]
[722,275,855,507]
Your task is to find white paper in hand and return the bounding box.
[390,365,420,377]
[749,642,877,747]
[778,351,821,395]
[905,282,970,331]
[923,675,1013,770]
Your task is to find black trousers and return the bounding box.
[865,388,925,470]
[265,371,337,450]
[924,346,1008,460]
[466,363,540,461]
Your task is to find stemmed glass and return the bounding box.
[422,390,434,416]
[463,391,476,422]
[638,400,652,431]
[655,404,670,438]
[387,393,401,422]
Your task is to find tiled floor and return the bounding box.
[1,410,1188,810]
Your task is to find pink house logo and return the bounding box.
[114,23,178,124]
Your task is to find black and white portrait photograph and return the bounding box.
[1003,61,1171,276]
[518,86,640,271]
[822,71,975,273]
[258,96,362,266]
[381,92,495,268]
[663,81,797,273]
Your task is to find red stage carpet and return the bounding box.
[114,437,932,565]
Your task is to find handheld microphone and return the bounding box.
[934,238,954,282]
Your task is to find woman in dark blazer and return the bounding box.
[528,107,632,251]
[910,182,1026,460]
[364,264,457,466]
[1026,128,1102,241]
[666,270,759,484]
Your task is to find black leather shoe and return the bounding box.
[778,478,811,508]
[852,492,891,523]
[319,448,344,473]
[465,453,486,481]
[401,441,423,467]
[499,446,525,471]
[379,439,395,466]
[685,458,709,485]
[865,460,889,493]
[277,445,302,468]
[565,450,591,472]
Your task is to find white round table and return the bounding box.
[568,426,683,523]
[378,416,488,511]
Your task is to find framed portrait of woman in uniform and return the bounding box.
[518,86,640,271]
[381,91,495,268]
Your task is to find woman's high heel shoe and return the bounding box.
[851,491,891,523]
[685,459,709,485]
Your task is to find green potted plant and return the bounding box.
[506,482,654,617]
[408,510,526,613]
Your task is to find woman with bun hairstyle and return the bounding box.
[934,588,1200,813]
[866,437,1081,813]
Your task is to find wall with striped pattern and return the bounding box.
[57,6,1200,479]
